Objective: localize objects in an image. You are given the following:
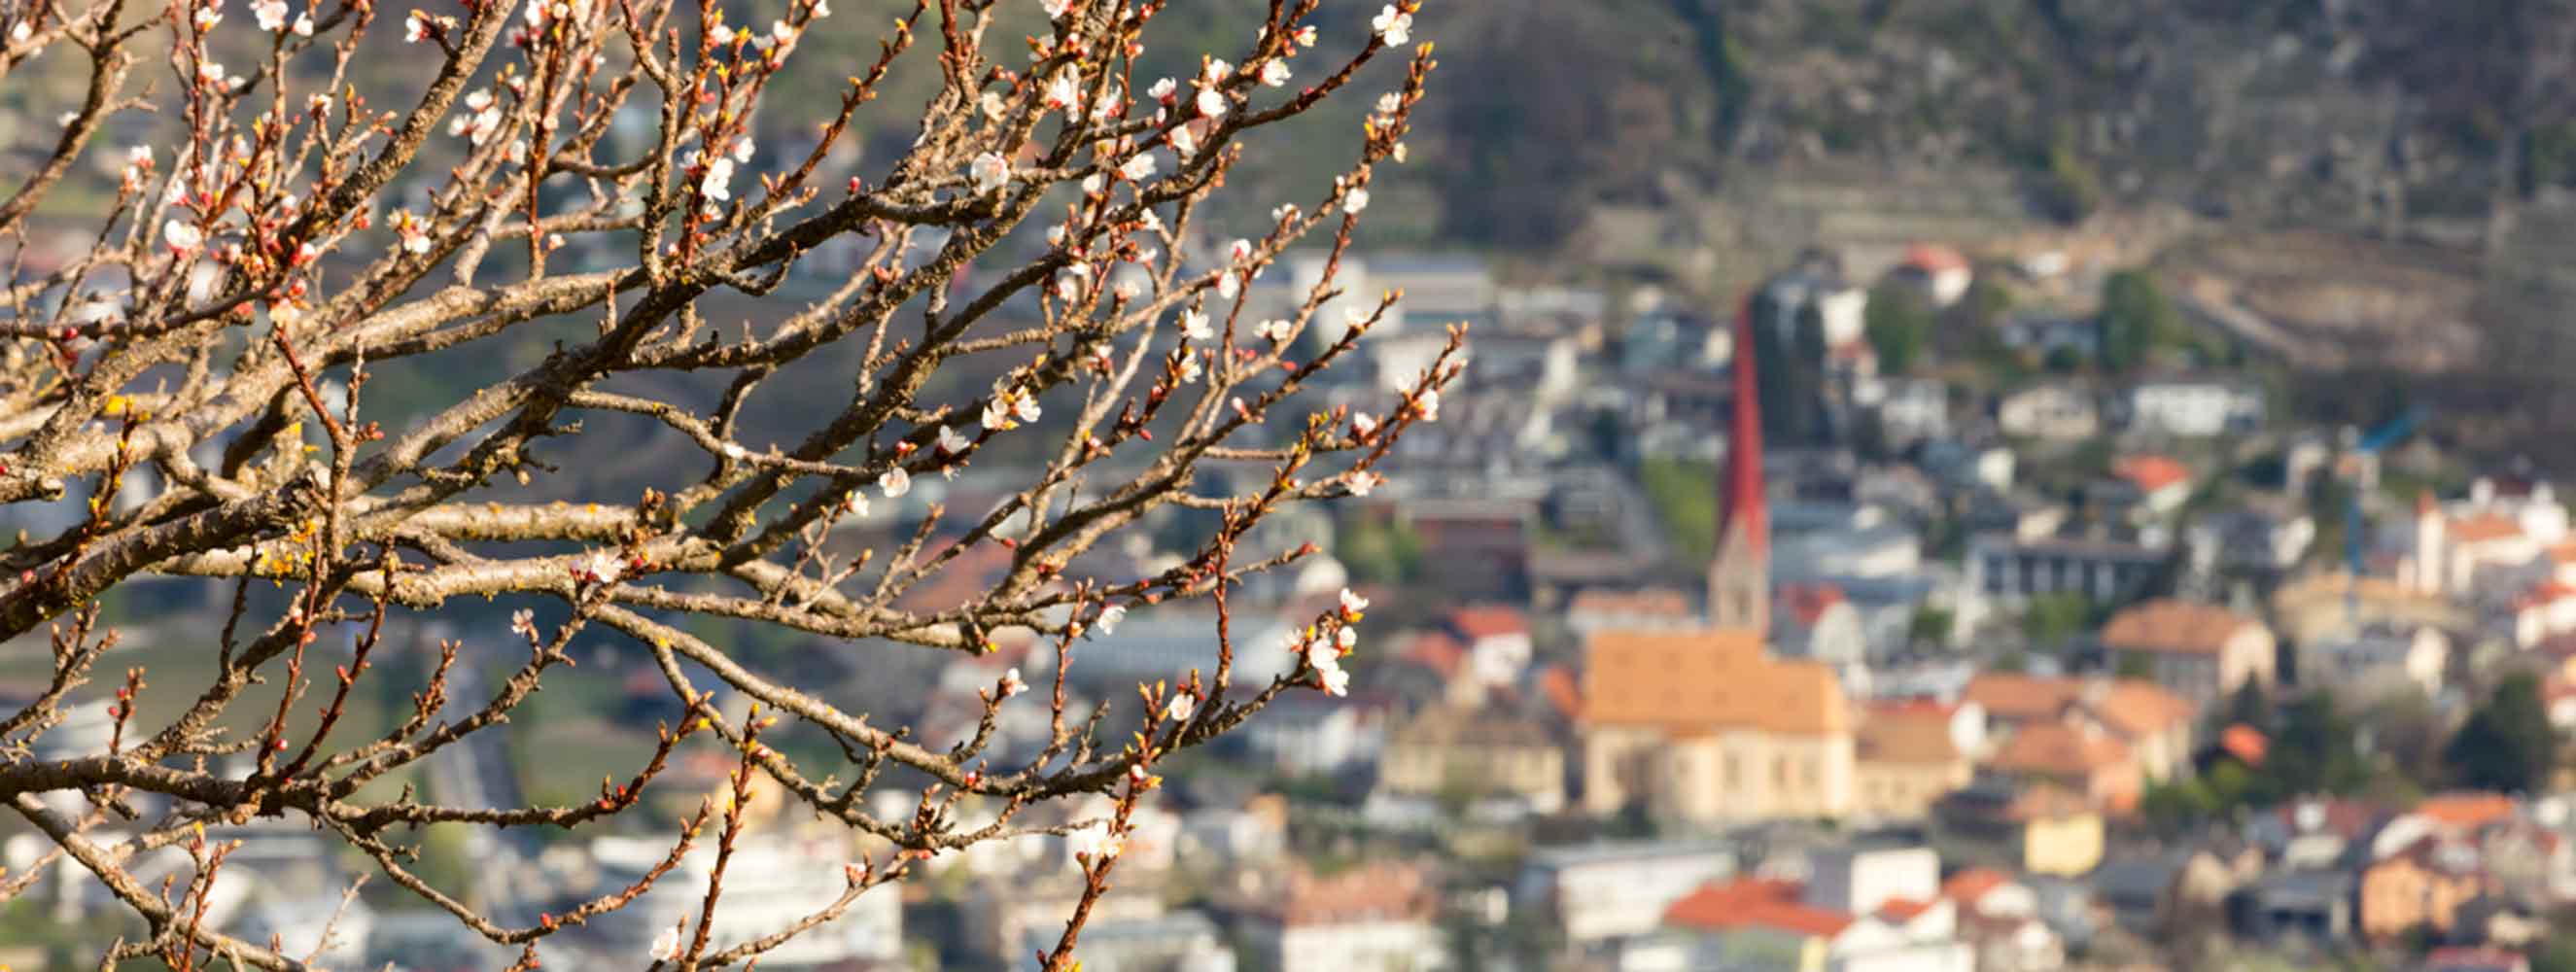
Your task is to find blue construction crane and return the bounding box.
[2347,404,2428,578]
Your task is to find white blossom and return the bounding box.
[163,220,204,251]
[1097,604,1127,634]
[648,925,680,961]
[1146,77,1176,101]
[1012,391,1042,424]
[1067,823,1120,860]
[937,425,971,454]
[1413,387,1441,422]
[1227,238,1255,264]
[1164,693,1195,722]
[1175,352,1201,384]
[979,89,1006,120]
[1194,87,1227,120]
[403,10,430,42]
[1293,23,1317,47]
[575,549,626,584]
[811,0,830,17]
[1352,412,1379,437]
[1346,470,1382,497]
[970,152,1010,193]
[731,137,754,164]
[878,466,912,498]
[292,11,313,34]
[7,20,28,42]
[1376,92,1403,115]
[1041,0,1072,19]
[1202,58,1233,84]
[1320,666,1350,696]
[841,491,871,517]
[1371,4,1411,46]
[1179,309,1213,341]
[1216,271,1241,300]
[1000,667,1028,697]
[1168,125,1199,158]
[1340,587,1370,616]
[700,155,734,201]
[510,609,539,638]
[710,22,735,44]
[1119,153,1156,182]
[1343,188,1370,213]
[253,0,288,32]
[1043,69,1081,114]
[1255,319,1292,342]
[1259,58,1291,87]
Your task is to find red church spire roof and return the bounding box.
[1723,295,1768,556]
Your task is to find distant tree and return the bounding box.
[2021,593,2095,648]
[2223,681,2274,732]
[2447,674,2564,793]
[1338,516,1428,585]
[2100,270,2177,372]
[2116,652,2158,680]
[2534,930,2576,972]
[2270,691,2373,798]
[1864,283,1934,373]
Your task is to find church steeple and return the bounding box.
[1709,295,1771,634]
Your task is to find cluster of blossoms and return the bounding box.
[250,0,315,34]
[1292,588,1370,697]
[981,381,1044,431]
[572,549,627,584]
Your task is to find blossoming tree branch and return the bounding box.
[0,0,1447,964]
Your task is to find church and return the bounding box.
[1579,301,1897,823]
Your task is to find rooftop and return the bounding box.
[2100,599,2264,654]
[1581,629,1850,736]
[1664,878,1855,938]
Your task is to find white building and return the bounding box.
[1997,384,2101,440]
[587,827,902,966]
[2120,377,2264,437]
[1514,841,1737,944]
[1805,846,1941,917]
[1239,863,1447,972]
[2298,623,2447,702]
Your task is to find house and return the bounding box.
[1441,606,1534,689]
[1016,911,1236,972]
[2359,834,2489,941]
[1775,584,1869,672]
[1235,862,1446,972]
[1402,499,1535,603]
[2187,501,2317,574]
[2228,870,2356,944]
[1962,534,2168,626]
[1940,869,2036,919]
[2111,455,2195,516]
[1984,723,2141,813]
[1232,693,1389,777]
[2298,623,2448,702]
[588,823,904,966]
[1933,778,2107,877]
[1580,628,1857,822]
[1852,700,1978,821]
[2098,599,2278,707]
[1661,872,1973,972]
[1896,244,1975,307]
[1377,706,1565,813]
[1920,438,2016,494]
[1996,383,2101,440]
[1962,673,2199,782]
[1565,587,1696,638]
[1514,840,1738,944]
[1758,266,1870,350]
[2119,375,2265,437]
[2397,479,2571,597]
[1806,845,1942,917]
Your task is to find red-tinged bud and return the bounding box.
[998,538,1017,548]
[273,739,289,751]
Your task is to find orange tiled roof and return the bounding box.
[1961,675,2194,736]
[1905,243,1971,274]
[1447,606,1529,641]
[1877,897,1935,922]
[2450,514,2524,543]
[1940,868,2012,905]
[2100,599,2263,655]
[2219,725,2269,766]
[1664,879,1855,938]
[1276,862,1436,925]
[1402,632,1467,679]
[2114,455,2192,494]
[1859,707,1964,765]
[1989,723,2132,778]
[1581,629,1851,736]
[2415,791,2519,830]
